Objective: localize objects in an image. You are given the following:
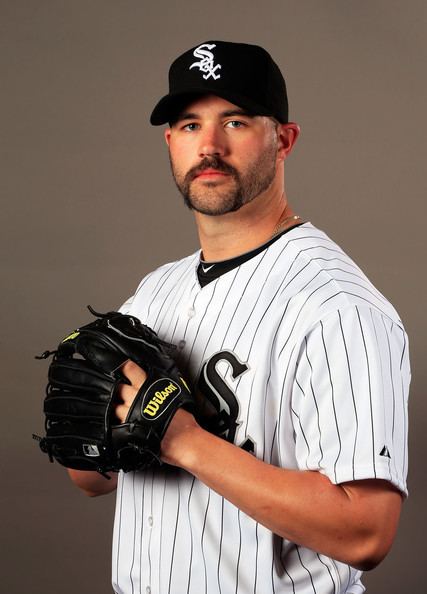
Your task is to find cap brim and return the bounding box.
[150,88,278,126]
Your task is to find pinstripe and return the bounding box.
[326,276,389,305]
[355,307,377,477]
[338,311,358,479]
[291,406,311,467]
[172,291,195,344]
[320,290,393,320]
[261,310,296,461]
[372,312,393,480]
[234,262,331,398]
[316,554,338,594]
[383,315,403,483]
[158,277,197,337]
[242,296,292,437]
[345,567,351,592]
[147,472,154,593]
[277,279,335,360]
[173,279,200,344]
[253,523,259,594]
[303,339,324,467]
[111,223,409,594]
[295,545,317,593]
[229,242,292,351]
[381,315,396,438]
[158,473,167,594]
[320,320,342,484]
[276,342,298,465]
[184,279,220,371]
[220,246,277,351]
[167,480,181,594]
[311,256,362,273]
[344,567,351,592]
[129,473,136,594]
[186,478,196,594]
[271,540,276,594]
[400,331,409,480]
[132,274,155,301]
[194,267,241,379]
[138,473,146,594]
[155,265,198,333]
[145,259,188,318]
[168,312,181,345]
[115,473,125,590]
[201,488,212,594]
[216,496,225,594]
[235,509,242,594]
[400,326,407,369]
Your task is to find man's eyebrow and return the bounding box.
[175,112,198,122]
[220,109,256,118]
[174,109,256,123]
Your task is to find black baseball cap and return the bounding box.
[150,40,289,125]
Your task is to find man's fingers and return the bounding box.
[121,359,148,387]
[115,403,130,424]
[115,360,148,423]
[119,382,139,404]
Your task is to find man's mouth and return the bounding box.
[194,169,230,179]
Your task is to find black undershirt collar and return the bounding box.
[197,222,305,287]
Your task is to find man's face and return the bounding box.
[165,95,281,216]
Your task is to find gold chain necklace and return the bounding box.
[271,214,302,238]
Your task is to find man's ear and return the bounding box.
[277,123,300,162]
[164,127,171,146]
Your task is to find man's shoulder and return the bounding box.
[144,250,200,280]
[119,250,200,315]
[274,222,403,327]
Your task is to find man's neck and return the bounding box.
[194,189,295,261]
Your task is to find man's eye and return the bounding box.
[226,120,245,129]
[183,123,199,131]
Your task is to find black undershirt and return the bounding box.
[197,222,305,287]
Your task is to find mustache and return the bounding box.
[186,157,238,182]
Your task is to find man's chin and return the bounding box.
[185,196,243,216]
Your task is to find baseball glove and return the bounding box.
[34,307,194,475]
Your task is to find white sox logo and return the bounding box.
[190,43,222,80]
[198,350,256,454]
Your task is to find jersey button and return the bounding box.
[148,516,153,527]
[178,340,186,349]
[187,307,196,318]
[146,587,151,594]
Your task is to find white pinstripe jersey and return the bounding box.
[112,223,410,594]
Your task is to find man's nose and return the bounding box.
[198,125,227,158]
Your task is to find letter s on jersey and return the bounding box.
[197,350,256,454]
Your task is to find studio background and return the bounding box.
[2,1,425,592]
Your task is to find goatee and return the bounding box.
[169,144,277,216]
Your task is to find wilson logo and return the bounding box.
[142,379,180,418]
[62,330,80,343]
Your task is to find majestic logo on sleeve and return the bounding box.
[190,43,222,80]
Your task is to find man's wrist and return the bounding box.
[161,409,207,470]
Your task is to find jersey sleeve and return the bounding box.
[291,305,410,495]
[118,294,134,314]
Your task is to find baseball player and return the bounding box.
[68,41,410,593]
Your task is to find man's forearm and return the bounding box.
[67,469,118,497]
[161,410,402,571]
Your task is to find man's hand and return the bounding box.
[116,360,148,423]
[117,360,200,467]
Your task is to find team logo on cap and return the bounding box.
[190,43,221,80]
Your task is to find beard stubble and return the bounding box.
[169,137,278,216]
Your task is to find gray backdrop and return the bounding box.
[2,1,425,592]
